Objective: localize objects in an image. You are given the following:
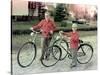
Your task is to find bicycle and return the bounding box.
[17,30,62,68]
[53,31,94,64]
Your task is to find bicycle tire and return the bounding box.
[77,43,93,64]
[17,42,36,68]
[41,45,62,67]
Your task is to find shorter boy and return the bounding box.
[61,23,79,68]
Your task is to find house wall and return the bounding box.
[12,0,28,16]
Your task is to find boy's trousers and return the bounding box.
[41,37,52,59]
[70,48,78,65]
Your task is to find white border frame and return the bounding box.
[0,0,99,75]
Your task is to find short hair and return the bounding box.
[72,23,78,28]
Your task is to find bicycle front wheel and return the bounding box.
[17,42,36,68]
[41,45,62,67]
[77,43,93,64]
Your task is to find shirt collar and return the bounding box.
[45,19,51,22]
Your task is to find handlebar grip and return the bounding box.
[79,39,83,43]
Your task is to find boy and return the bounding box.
[61,23,79,68]
[30,12,56,60]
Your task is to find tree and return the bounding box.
[54,4,66,22]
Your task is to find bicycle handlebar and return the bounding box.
[32,30,41,34]
[58,31,68,39]
[30,29,41,36]
[30,27,41,34]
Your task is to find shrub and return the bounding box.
[61,21,67,27]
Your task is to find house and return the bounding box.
[12,0,46,21]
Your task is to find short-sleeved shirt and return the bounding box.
[63,31,79,49]
[70,31,79,49]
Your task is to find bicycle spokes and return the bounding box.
[77,44,93,64]
[41,45,61,67]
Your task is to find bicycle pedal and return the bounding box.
[68,55,72,59]
[45,58,49,61]
[77,52,84,57]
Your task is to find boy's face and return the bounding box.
[45,14,50,21]
[72,27,77,31]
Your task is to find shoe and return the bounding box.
[45,55,49,60]
[68,54,72,59]
[70,63,77,68]
[40,57,44,60]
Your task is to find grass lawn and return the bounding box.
[12,20,39,30]
[12,20,96,31]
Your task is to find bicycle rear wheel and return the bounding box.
[53,39,69,60]
[17,42,36,68]
[41,45,62,67]
[77,43,93,64]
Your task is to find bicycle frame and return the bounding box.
[30,31,59,46]
[30,31,92,57]
[55,32,70,49]
[30,31,40,43]
[53,31,93,58]
[17,30,63,68]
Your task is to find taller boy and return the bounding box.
[31,12,56,60]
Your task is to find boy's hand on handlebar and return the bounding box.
[40,29,43,32]
[50,30,53,34]
[30,27,36,32]
[59,31,64,34]
[30,32,34,36]
[30,27,33,31]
